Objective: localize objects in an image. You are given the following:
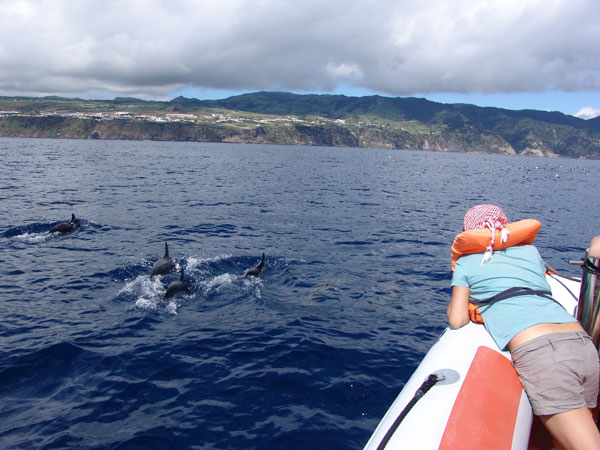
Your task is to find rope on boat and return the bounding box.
[546,264,580,303]
[376,373,441,450]
[583,258,600,276]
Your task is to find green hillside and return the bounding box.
[1,92,599,158]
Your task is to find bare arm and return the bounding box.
[589,235,600,259]
[447,285,471,329]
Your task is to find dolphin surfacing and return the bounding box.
[164,267,190,300]
[151,242,176,278]
[49,214,76,233]
[243,253,265,277]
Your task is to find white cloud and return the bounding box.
[325,63,363,80]
[0,0,598,101]
[575,107,600,120]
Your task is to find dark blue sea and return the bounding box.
[1,137,599,449]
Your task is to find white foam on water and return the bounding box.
[165,301,178,315]
[15,232,50,243]
[185,257,202,271]
[204,273,237,291]
[121,274,167,311]
[242,276,263,299]
[132,297,158,311]
[186,253,232,272]
[120,274,163,296]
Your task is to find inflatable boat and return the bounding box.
[363,272,582,450]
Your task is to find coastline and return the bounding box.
[1,93,599,159]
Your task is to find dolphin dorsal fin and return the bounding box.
[180,267,185,281]
[70,213,75,223]
[164,242,169,258]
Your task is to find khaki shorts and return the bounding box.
[511,331,600,416]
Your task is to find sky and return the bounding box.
[1,0,599,118]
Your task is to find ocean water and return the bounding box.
[0,137,598,450]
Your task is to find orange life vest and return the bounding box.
[451,219,542,271]
[468,302,484,324]
[451,219,542,323]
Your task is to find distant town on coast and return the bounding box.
[1,91,599,159]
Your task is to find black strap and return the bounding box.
[471,286,554,306]
[583,258,600,276]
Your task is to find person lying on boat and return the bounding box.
[447,204,600,450]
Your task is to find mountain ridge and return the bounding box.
[1,92,599,158]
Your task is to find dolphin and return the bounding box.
[151,242,176,278]
[164,267,190,300]
[49,214,76,233]
[243,253,265,277]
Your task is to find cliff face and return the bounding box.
[1,92,600,159]
[1,115,599,159]
[0,116,361,147]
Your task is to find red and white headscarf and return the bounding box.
[463,204,510,264]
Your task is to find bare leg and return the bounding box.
[540,407,600,450]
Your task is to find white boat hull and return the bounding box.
[364,274,580,450]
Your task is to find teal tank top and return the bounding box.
[451,245,575,350]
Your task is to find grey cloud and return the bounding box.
[0,0,599,98]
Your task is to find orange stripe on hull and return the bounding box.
[439,346,523,450]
